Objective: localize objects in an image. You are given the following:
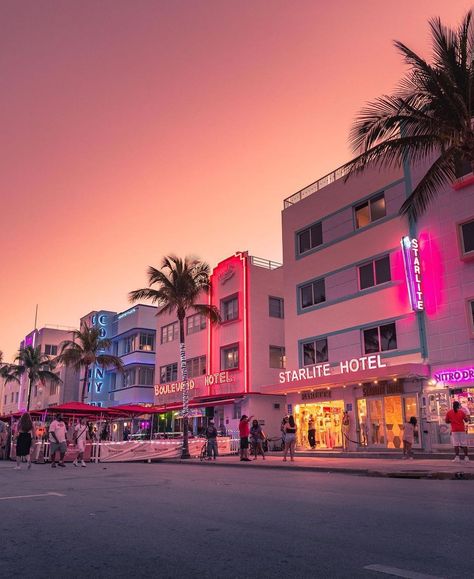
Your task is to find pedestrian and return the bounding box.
[341,411,351,451]
[250,419,266,460]
[239,414,253,462]
[445,401,469,462]
[49,413,68,468]
[283,415,297,462]
[73,417,89,467]
[14,412,36,470]
[123,424,131,441]
[281,416,288,450]
[205,419,218,461]
[401,416,417,460]
[307,414,316,449]
[0,420,8,460]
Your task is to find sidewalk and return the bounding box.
[164,453,474,479]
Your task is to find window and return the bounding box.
[123,368,136,387]
[269,297,284,318]
[363,322,397,354]
[160,363,178,383]
[161,322,178,344]
[358,255,391,290]
[298,222,323,254]
[139,332,155,351]
[269,346,286,369]
[138,367,154,385]
[221,295,238,322]
[221,344,239,370]
[186,356,206,378]
[15,392,19,403]
[122,334,137,354]
[11,392,14,403]
[187,313,206,335]
[112,341,118,355]
[468,299,474,335]
[459,219,474,257]
[110,374,117,390]
[44,344,57,356]
[300,278,326,309]
[50,382,58,396]
[355,193,386,229]
[302,338,328,366]
[3,395,6,406]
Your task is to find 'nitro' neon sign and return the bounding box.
[401,236,424,311]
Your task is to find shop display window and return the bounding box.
[294,401,344,449]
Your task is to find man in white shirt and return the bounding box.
[73,417,89,468]
[49,414,68,468]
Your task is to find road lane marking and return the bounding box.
[364,564,444,579]
[0,492,65,501]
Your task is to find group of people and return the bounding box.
[11,412,91,470]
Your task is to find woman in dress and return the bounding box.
[250,419,266,460]
[283,415,297,462]
[14,412,36,470]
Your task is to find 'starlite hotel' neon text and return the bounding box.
[401,236,424,311]
[279,354,387,384]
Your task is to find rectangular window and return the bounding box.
[50,382,58,396]
[186,355,207,378]
[355,193,386,229]
[467,299,474,336]
[459,219,474,257]
[110,373,117,390]
[221,295,239,322]
[297,222,323,255]
[122,334,137,354]
[221,344,239,370]
[123,368,136,387]
[300,278,326,309]
[269,346,286,369]
[160,363,178,384]
[138,367,154,385]
[11,392,14,403]
[363,322,397,354]
[139,332,155,351]
[269,297,284,318]
[302,338,328,366]
[160,322,178,344]
[358,255,391,290]
[15,392,19,403]
[186,313,206,335]
[44,344,58,356]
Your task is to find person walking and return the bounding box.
[73,417,89,467]
[446,401,469,462]
[14,412,36,470]
[239,415,253,461]
[49,413,68,468]
[401,416,417,459]
[307,415,316,450]
[205,419,218,461]
[283,415,297,462]
[250,419,266,460]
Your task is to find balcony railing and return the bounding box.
[249,256,282,270]
[283,162,350,208]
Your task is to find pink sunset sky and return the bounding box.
[0,0,471,360]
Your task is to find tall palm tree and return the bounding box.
[3,346,61,411]
[129,256,220,459]
[346,10,474,221]
[57,324,123,403]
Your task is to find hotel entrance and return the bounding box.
[357,394,420,449]
[294,401,345,449]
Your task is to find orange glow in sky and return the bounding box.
[0,0,470,360]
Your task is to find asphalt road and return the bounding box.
[0,461,471,579]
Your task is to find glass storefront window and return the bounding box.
[294,401,344,449]
[368,399,384,445]
[357,398,368,446]
[384,396,403,449]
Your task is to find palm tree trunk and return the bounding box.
[178,314,190,459]
[81,363,90,403]
[26,375,33,411]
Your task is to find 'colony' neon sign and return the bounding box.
[401,236,424,311]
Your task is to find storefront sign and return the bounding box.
[434,367,474,383]
[302,390,332,401]
[362,381,404,397]
[279,354,386,384]
[401,236,424,311]
[204,371,234,387]
[154,380,196,396]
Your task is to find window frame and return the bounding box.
[44,344,58,356]
[159,363,178,384]
[297,221,323,255]
[269,296,284,318]
[301,338,329,366]
[458,217,474,260]
[358,254,391,290]
[299,278,326,309]
[466,298,474,338]
[362,322,398,355]
[269,345,286,369]
[221,343,239,371]
[221,294,239,323]
[186,313,207,335]
[160,322,179,344]
[139,332,155,351]
[186,355,207,378]
[354,193,386,230]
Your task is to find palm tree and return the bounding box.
[57,324,123,403]
[129,256,220,459]
[346,10,474,221]
[3,346,61,411]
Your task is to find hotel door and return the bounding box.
[367,399,385,446]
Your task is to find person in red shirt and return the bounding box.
[445,401,469,462]
[238,415,253,462]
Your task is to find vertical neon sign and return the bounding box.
[401,236,424,311]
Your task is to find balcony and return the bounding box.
[283,163,350,208]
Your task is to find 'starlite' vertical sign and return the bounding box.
[401,236,424,311]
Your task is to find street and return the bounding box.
[0,461,471,579]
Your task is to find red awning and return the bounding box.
[42,401,118,416]
[110,404,158,416]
